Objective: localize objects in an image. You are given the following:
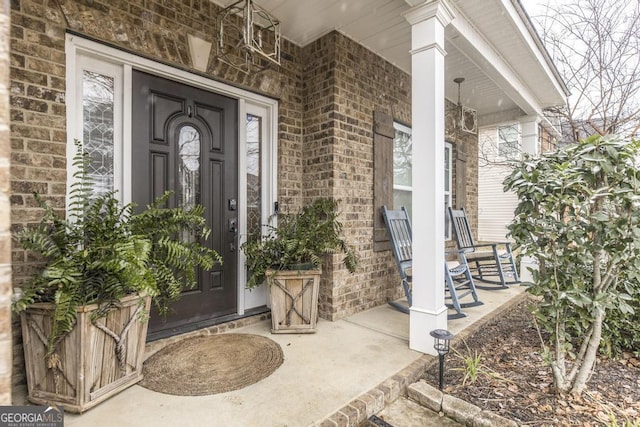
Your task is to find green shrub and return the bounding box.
[504,134,640,394]
[601,274,640,357]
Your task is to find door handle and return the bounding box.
[228,218,237,252]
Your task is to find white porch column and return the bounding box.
[520,115,541,155]
[403,0,455,355]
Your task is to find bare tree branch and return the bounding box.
[531,0,640,143]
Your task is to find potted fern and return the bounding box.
[241,198,358,333]
[13,142,221,412]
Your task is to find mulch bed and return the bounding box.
[423,296,640,426]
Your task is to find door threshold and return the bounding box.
[146,306,270,343]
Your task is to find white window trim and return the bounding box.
[392,121,412,197]
[66,34,278,315]
[240,102,275,312]
[394,184,412,192]
[393,122,412,137]
[69,56,124,205]
[496,123,521,159]
[392,122,452,240]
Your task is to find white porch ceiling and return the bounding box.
[212,0,567,121]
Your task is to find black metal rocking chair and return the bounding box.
[448,207,520,289]
[381,206,482,319]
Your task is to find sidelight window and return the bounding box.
[246,114,262,239]
[82,70,115,196]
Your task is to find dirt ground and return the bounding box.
[423,296,640,426]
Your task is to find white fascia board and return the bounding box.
[448,9,543,117]
[505,0,570,99]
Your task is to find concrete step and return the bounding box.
[406,380,518,427]
[373,396,462,426]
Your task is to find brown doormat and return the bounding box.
[140,333,284,396]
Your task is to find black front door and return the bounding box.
[132,70,238,337]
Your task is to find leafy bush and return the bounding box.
[601,273,640,357]
[129,193,222,316]
[504,134,640,394]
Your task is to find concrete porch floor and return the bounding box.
[62,284,527,427]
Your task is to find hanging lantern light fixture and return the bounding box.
[216,0,281,74]
[453,77,477,134]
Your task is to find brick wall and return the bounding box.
[299,36,479,319]
[450,109,479,244]
[8,0,479,390]
[301,32,414,320]
[10,0,305,289]
[0,0,12,406]
[300,33,344,319]
[9,0,305,393]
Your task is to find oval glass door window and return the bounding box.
[178,125,201,210]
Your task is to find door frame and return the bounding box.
[65,34,278,315]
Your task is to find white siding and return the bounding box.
[478,163,518,242]
[477,125,518,242]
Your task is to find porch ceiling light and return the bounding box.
[216,0,281,74]
[453,77,478,134]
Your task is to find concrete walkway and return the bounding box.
[59,284,526,427]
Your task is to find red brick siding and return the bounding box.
[1,0,13,405]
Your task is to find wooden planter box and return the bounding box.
[268,269,321,333]
[20,294,151,413]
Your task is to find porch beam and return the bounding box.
[477,108,526,128]
[403,0,454,355]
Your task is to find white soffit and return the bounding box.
[210,0,566,116]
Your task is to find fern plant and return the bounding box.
[13,140,222,354]
[129,192,222,316]
[241,198,358,289]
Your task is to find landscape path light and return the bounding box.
[430,329,454,390]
